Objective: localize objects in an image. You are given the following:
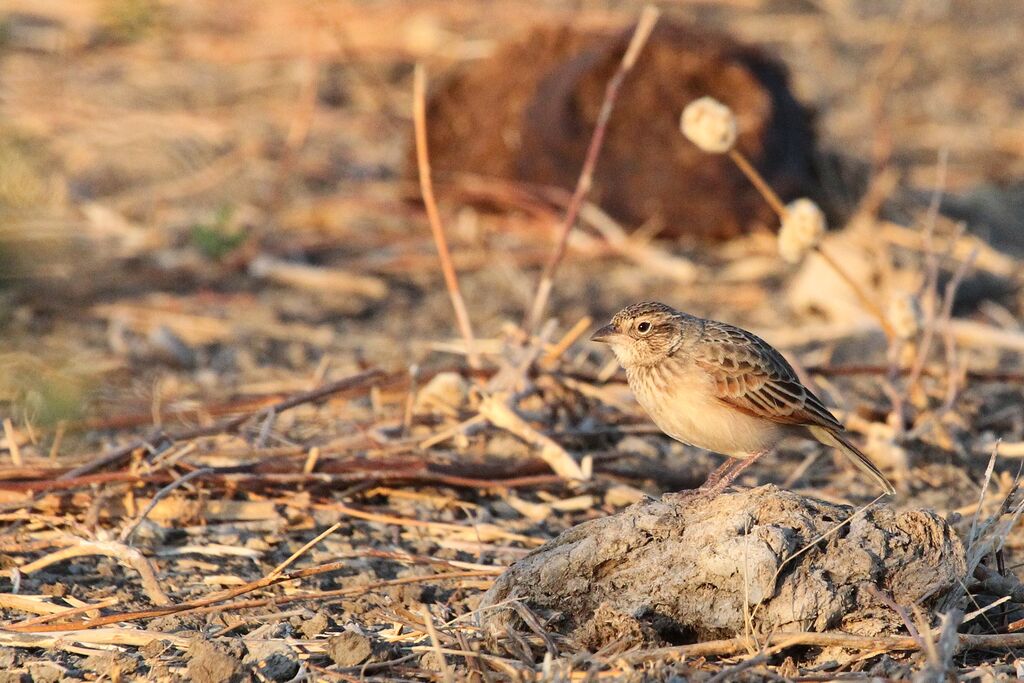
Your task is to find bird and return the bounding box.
[591,301,895,495]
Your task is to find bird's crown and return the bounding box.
[611,301,679,326]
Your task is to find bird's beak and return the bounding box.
[590,324,619,344]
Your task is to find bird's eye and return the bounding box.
[636,321,651,334]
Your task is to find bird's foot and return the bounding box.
[685,451,771,499]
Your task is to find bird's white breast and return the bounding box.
[627,361,784,458]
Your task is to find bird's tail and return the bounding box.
[809,426,896,495]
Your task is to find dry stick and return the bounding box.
[685,630,1024,661]
[938,245,979,411]
[55,368,387,482]
[540,315,593,367]
[0,627,190,649]
[906,245,979,441]
[728,150,786,218]
[69,364,488,433]
[48,421,66,462]
[11,597,120,629]
[478,394,585,480]
[905,149,950,401]
[402,364,419,437]
[0,460,565,496]
[705,652,770,683]
[2,419,22,467]
[804,364,1024,384]
[524,5,660,333]
[421,605,455,683]
[119,467,213,544]
[317,499,544,545]
[866,584,924,649]
[413,64,480,369]
[7,565,492,632]
[269,522,342,577]
[812,244,895,339]
[454,629,486,683]
[17,538,170,606]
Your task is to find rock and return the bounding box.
[25,662,61,683]
[326,631,373,667]
[299,610,332,639]
[187,639,242,683]
[479,485,965,648]
[82,653,137,677]
[414,19,816,241]
[244,641,299,683]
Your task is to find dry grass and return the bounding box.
[1,0,1024,680]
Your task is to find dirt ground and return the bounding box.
[1,0,1024,680]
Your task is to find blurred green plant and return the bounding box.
[98,0,162,44]
[190,205,247,261]
[0,17,11,51]
[0,130,56,288]
[0,354,89,426]
[0,135,49,210]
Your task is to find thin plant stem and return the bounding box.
[906,148,950,400]
[413,64,481,369]
[726,147,895,340]
[525,5,660,334]
[728,148,786,218]
[814,244,896,339]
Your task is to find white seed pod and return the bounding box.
[887,293,922,340]
[680,96,737,153]
[778,198,826,263]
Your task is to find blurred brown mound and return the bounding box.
[415,19,817,240]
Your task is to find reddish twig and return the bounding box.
[7,560,492,632]
[0,455,567,494]
[412,64,480,369]
[803,364,1024,383]
[55,368,388,482]
[524,6,660,333]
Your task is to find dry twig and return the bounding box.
[525,5,660,332]
[413,64,480,369]
[17,536,170,606]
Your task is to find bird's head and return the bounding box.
[591,301,695,367]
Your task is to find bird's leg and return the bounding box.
[699,458,741,490]
[700,450,770,495]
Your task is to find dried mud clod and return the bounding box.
[479,485,966,650]
[416,19,817,240]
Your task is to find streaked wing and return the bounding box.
[691,320,844,430]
